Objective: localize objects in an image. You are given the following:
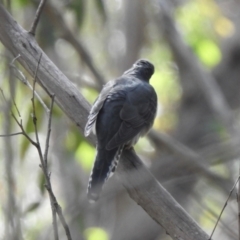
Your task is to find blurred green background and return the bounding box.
[0,0,240,239]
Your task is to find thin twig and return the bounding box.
[45,106,72,239]
[11,113,37,146]
[31,53,42,150]
[209,175,240,239]
[43,95,59,240]
[31,55,59,240]
[1,56,72,239]
[238,164,240,240]
[0,132,23,137]
[55,203,72,240]
[46,183,73,240]
[0,88,36,146]
[51,202,59,240]
[42,96,72,240]
[29,0,48,35]
[10,54,50,114]
[44,94,55,166]
[30,54,72,240]
[192,192,238,240]
[3,50,22,239]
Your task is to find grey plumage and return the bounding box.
[85,59,157,202]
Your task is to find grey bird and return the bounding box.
[84,59,157,202]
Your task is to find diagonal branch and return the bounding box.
[209,175,240,239]
[30,55,71,240]
[149,130,232,192]
[155,0,237,138]
[44,1,106,89]
[9,54,50,113]
[0,4,210,240]
[29,0,47,35]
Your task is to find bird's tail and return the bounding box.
[87,146,123,202]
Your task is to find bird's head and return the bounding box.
[124,59,154,82]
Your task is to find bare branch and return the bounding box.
[10,54,50,113]
[31,54,60,240]
[44,95,59,240]
[51,203,59,240]
[2,53,22,240]
[46,184,73,240]
[238,171,240,240]
[44,2,105,89]
[31,54,72,239]
[192,193,238,240]
[149,130,232,192]
[29,0,47,35]
[44,94,55,166]
[210,175,240,239]
[0,132,23,137]
[0,88,37,146]
[155,0,238,138]
[31,53,42,152]
[2,53,72,239]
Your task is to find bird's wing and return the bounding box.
[84,96,101,137]
[106,87,157,150]
[84,81,115,137]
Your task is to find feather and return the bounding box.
[85,59,157,201]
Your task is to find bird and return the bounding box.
[84,59,157,202]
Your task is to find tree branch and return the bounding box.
[2,55,22,240]
[209,175,240,239]
[9,54,50,113]
[29,0,47,35]
[0,4,210,240]
[149,130,231,193]
[155,0,238,139]
[44,1,106,89]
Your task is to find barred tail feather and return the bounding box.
[108,145,124,178]
[87,146,124,202]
